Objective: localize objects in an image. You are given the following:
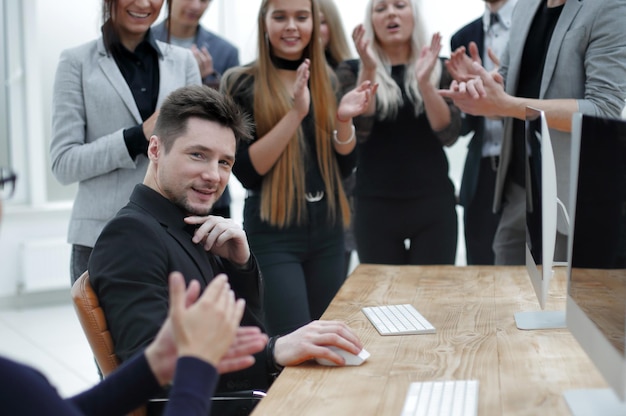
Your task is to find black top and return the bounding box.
[325,50,340,70]
[108,28,161,160]
[335,60,461,199]
[224,68,356,194]
[510,1,564,186]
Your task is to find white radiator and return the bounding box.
[19,239,71,293]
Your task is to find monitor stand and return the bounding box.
[514,310,566,330]
[563,389,626,416]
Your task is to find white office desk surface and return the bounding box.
[251,265,607,416]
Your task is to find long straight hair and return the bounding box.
[228,0,350,228]
[318,0,352,67]
[363,0,441,119]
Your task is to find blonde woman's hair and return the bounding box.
[363,0,441,119]
[317,0,352,66]
[225,0,350,229]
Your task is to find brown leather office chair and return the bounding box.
[71,271,146,416]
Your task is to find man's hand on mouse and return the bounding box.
[272,320,363,366]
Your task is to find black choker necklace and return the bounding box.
[271,55,304,71]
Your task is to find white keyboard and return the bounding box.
[361,304,435,336]
[401,380,479,416]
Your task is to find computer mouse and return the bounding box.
[315,346,370,366]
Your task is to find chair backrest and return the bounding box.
[71,271,146,416]
[71,271,120,377]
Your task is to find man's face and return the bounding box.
[171,0,211,27]
[147,117,236,216]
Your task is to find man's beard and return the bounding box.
[173,195,213,217]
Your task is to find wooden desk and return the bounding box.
[251,265,608,415]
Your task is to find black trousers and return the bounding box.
[71,244,93,285]
[354,193,457,265]
[244,196,346,337]
[463,157,502,265]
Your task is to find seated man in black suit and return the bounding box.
[89,85,364,401]
[0,167,265,416]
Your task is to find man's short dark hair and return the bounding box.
[153,85,252,153]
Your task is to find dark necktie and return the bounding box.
[489,13,500,28]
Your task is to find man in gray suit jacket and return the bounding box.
[442,0,626,265]
[152,0,240,218]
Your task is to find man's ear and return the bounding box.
[147,135,161,162]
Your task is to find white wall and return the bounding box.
[0,0,485,304]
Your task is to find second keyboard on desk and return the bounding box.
[401,379,479,416]
[362,304,436,335]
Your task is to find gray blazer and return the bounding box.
[50,37,201,247]
[494,0,626,232]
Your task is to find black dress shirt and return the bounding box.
[109,30,161,159]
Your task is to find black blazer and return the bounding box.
[90,184,271,393]
[450,17,486,208]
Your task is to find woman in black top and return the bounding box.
[221,0,375,336]
[336,0,462,265]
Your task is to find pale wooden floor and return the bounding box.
[0,303,100,396]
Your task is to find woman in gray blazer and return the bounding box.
[50,0,201,284]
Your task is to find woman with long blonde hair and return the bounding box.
[318,0,352,69]
[222,0,375,336]
[336,0,462,265]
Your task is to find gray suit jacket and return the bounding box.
[50,37,201,247]
[494,0,626,232]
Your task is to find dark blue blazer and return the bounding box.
[152,22,240,86]
[0,354,217,415]
[450,17,485,208]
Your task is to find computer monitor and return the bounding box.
[514,107,566,330]
[563,113,626,415]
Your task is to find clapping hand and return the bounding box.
[416,33,443,87]
[169,273,244,366]
[446,41,503,85]
[293,59,311,120]
[146,272,264,385]
[191,45,215,79]
[446,42,482,83]
[438,61,507,118]
[337,80,378,120]
[352,24,377,73]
